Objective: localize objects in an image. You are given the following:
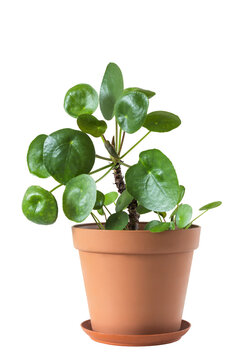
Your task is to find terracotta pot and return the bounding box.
[72,223,200,335]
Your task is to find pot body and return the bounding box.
[72,223,200,335]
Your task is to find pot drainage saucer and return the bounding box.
[81,319,191,346]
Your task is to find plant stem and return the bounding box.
[96,165,115,183]
[115,119,118,152]
[95,154,111,161]
[120,131,151,159]
[104,205,111,216]
[91,212,104,229]
[118,131,125,155]
[50,184,63,193]
[185,210,208,229]
[118,128,122,153]
[89,163,113,175]
[101,135,106,143]
[157,212,162,222]
[120,162,131,168]
[91,213,101,229]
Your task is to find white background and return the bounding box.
[0,0,239,358]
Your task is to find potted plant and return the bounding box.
[22,63,221,346]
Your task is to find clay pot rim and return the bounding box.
[72,223,200,254]
[72,222,200,233]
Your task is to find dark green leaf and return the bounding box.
[136,204,151,214]
[176,204,193,229]
[115,91,149,133]
[143,111,181,132]
[63,174,96,222]
[104,191,118,206]
[115,190,133,212]
[27,135,50,178]
[64,84,98,118]
[94,191,105,210]
[100,63,124,120]
[97,208,105,216]
[105,211,129,230]
[22,186,58,225]
[124,87,155,99]
[145,220,161,230]
[43,128,95,184]
[199,201,222,211]
[126,149,179,212]
[150,222,171,233]
[77,114,107,137]
[178,185,185,204]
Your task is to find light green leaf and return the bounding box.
[22,186,58,225]
[105,211,129,230]
[136,204,151,214]
[63,174,96,222]
[115,190,133,212]
[64,84,98,118]
[178,185,185,204]
[104,191,118,206]
[77,114,107,137]
[27,135,50,178]
[124,87,155,99]
[176,204,193,229]
[126,149,179,212]
[150,222,171,233]
[115,91,149,133]
[100,63,124,120]
[199,201,222,211]
[143,111,181,132]
[145,220,161,230]
[43,128,95,184]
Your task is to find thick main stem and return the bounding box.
[113,163,139,230]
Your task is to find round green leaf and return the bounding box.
[115,91,149,134]
[136,204,151,214]
[115,190,133,212]
[27,134,50,178]
[63,174,96,222]
[176,204,193,229]
[64,84,98,118]
[143,111,181,132]
[124,87,155,99]
[43,128,95,184]
[104,191,118,206]
[100,63,124,120]
[199,201,222,211]
[178,185,185,204]
[22,186,58,225]
[77,114,107,137]
[145,220,161,230]
[105,211,129,230]
[94,191,105,210]
[97,208,105,216]
[126,149,179,212]
[150,222,171,233]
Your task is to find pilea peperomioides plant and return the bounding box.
[22,63,222,231]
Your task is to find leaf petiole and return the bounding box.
[120,131,151,159]
[185,209,208,229]
[90,163,113,175]
[50,184,63,193]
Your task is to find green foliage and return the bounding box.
[104,191,118,206]
[27,135,50,178]
[199,201,222,210]
[63,174,96,222]
[143,111,181,132]
[126,149,179,211]
[23,62,221,230]
[175,204,193,229]
[124,87,155,99]
[77,114,107,137]
[115,190,133,212]
[22,186,58,225]
[100,63,124,120]
[43,128,95,184]
[94,191,105,210]
[115,91,149,133]
[105,211,129,230]
[64,84,98,118]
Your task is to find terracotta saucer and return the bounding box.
[81,320,191,346]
